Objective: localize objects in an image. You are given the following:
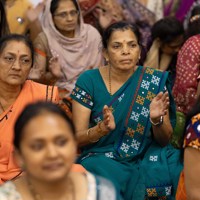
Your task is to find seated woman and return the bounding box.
[0,34,59,184]
[172,5,200,148]
[0,101,118,200]
[71,21,182,199]
[143,16,184,83]
[29,0,103,116]
[176,97,200,200]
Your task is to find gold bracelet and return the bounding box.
[97,121,108,137]
[86,128,99,143]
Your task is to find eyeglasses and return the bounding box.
[54,10,79,19]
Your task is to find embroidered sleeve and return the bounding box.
[71,71,94,109]
[183,113,200,150]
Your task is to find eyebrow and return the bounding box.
[55,9,77,13]
[4,52,30,57]
[112,40,137,43]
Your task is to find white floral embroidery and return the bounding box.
[81,90,86,95]
[165,186,172,196]
[130,111,140,122]
[141,107,149,118]
[131,139,140,151]
[120,143,130,153]
[151,75,160,86]
[118,93,125,102]
[76,94,81,99]
[149,155,158,162]
[105,152,114,158]
[141,80,150,90]
[94,117,101,123]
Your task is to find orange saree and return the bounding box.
[176,171,187,200]
[0,80,59,184]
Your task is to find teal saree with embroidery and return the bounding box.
[71,66,182,200]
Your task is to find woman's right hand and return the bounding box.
[102,105,116,132]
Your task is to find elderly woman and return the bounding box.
[71,21,182,199]
[29,0,102,116]
[0,102,118,200]
[0,34,59,184]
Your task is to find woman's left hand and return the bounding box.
[49,56,62,78]
[149,91,169,121]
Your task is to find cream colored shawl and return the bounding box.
[144,39,172,70]
[41,0,102,92]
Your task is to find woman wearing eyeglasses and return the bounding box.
[29,0,103,117]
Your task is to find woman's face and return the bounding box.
[0,40,32,86]
[16,112,77,182]
[104,28,141,72]
[53,0,79,37]
[160,35,184,55]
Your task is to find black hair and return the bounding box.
[14,101,75,150]
[102,21,142,49]
[0,34,34,67]
[50,0,79,15]
[0,0,9,37]
[151,17,184,43]
[185,5,200,40]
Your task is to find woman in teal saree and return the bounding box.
[71,22,182,200]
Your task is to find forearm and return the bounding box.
[77,122,109,146]
[151,115,173,146]
[27,19,42,41]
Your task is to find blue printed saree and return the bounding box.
[71,66,182,200]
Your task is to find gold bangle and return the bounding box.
[97,121,108,137]
[86,128,99,143]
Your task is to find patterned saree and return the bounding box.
[71,66,182,200]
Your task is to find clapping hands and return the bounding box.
[102,105,116,132]
[150,91,169,121]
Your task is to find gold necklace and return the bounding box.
[108,66,112,95]
[27,177,75,200]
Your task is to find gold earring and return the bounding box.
[105,58,109,65]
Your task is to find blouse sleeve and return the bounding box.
[70,70,94,109]
[183,113,200,150]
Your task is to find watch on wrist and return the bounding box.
[150,115,163,126]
